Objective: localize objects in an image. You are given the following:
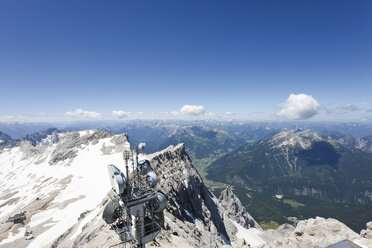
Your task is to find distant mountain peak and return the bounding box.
[338,135,372,153]
[0,131,17,147]
[270,129,324,150]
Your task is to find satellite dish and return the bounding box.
[146,171,158,188]
[138,159,151,175]
[137,143,146,153]
[152,191,167,213]
[107,164,126,194]
[103,200,121,224]
[103,137,168,247]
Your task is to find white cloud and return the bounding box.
[171,105,205,116]
[65,108,102,119]
[112,110,129,119]
[0,115,17,121]
[276,93,320,120]
[337,104,358,114]
[321,106,334,114]
[180,105,205,115]
[205,112,216,117]
[225,112,238,116]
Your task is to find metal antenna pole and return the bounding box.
[124,150,130,189]
[136,147,140,188]
[131,150,135,185]
[103,136,165,248]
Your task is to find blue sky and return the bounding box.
[0,0,371,122]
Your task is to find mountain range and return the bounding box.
[0,129,267,247]
[0,129,371,247]
[337,135,372,154]
[1,123,372,247]
[207,129,372,203]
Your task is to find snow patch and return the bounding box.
[231,220,265,247]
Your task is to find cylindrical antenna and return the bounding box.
[131,150,135,186]
[124,150,130,189]
[136,146,140,188]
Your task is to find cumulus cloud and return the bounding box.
[65,108,101,119]
[276,93,320,120]
[171,105,205,116]
[0,115,17,121]
[112,110,129,119]
[337,104,358,114]
[224,112,239,117]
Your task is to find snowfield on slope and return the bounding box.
[0,130,136,248]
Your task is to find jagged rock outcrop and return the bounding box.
[2,129,371,248]
[217,188,265,247]
[218,188,260,230]
[0,130,131,248]
[269,129,324,149]
[0,128,63,149]
[260,217,372,248]
[99,127,115,135]
[45,142,263,248]
[360,221,372,239]
[338,135,372,153]
[148,144,230,247]
[20,128,61,146]
[49,130,111,165]
[0,131,17,148]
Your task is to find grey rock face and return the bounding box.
[19,140,42,160]
[50,143,262,248]
[261,217,372,248]
[20,128,62,146]
[148,144,231,247]
[269,129,324,150]
[99,126,115,134]
[3,130,371,248]
[218,188,260,230]
[0,131,17,148]
[49,130,113,165]
[338,135,372,153]
[360,221,372,239]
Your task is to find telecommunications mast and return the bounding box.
[103,141,167,248]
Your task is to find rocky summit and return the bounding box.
[0,129,371,248]
[0,130,263,248]
[261,217,372,248]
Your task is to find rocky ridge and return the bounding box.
[19,128,62,146]
[218,188,260,230]
[261,217,372,248]
[269,129,325,150]
[0,131,16,147]
[338,135,372,153]
[360,221,372,240]
[0,130,262,248]
[0,130,131,248]
[0,128,64,149]
[50,143,264,248]
[1,129,371,248]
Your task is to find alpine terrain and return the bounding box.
[207,129,372,203]
[0,129,371,247]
